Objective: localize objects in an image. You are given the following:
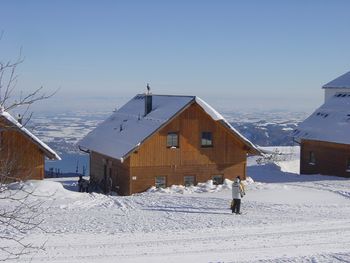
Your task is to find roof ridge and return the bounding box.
[136,93,195,98]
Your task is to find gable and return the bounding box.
[126,100,260,161]
[194,99,260,155]
[0,112,60,160]
[0,124,44,160]
[129,103,249,166]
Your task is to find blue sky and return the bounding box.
[1,0,350,112]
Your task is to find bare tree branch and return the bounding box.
[5,86,58,112]
[0,37,57,261]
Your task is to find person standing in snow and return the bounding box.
[82,179,89,193]
[231,176,244,214]
[78,175,89,193]
[78,175,84,192]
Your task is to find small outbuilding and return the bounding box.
[79,94,260,195]
[293,71,350,177]
[0,110,61,181]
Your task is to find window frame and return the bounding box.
[155,176,167,188]
[201,131,213,148]
[166,132,179,148]
[308,151,316,165]
[184,175,196,187]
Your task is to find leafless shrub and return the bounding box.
[0,36,57,260]
[256,148,292,165]
[0,181,45,260]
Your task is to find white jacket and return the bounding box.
[232,181,243,199]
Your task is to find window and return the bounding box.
[212,175,223,185]
[201,132,213,147]
[346,159,350,172]
[184,176,196,187]
[316,112,329,118]
[167,132,179,148]
[155,176,166,188]
[309,151,316,165]
[346,114,350,121]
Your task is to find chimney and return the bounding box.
[144,94,152,116]
[17,114,23,125]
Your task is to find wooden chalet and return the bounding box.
[79,94,260,195]
[0,110,61,181]
[293,71,350,178]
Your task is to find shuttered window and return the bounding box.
[167,132,179,148]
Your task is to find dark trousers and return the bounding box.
[232,199,241,214]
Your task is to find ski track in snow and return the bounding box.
[15,222,350,263]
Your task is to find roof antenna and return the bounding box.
[146,83,151,95]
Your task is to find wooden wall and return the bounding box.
[128,103,247,194]
[0,126,45,181]
[130,163,245,194]
[90,151,130,195]
[300,139,350,178]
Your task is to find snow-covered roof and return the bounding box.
[293,92,350,145]
[0,111,61,160]
[78,94,260,160]
[322,71,350,89]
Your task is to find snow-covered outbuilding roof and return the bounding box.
[0,111,61,160]
[293,92,350,145]
[78,94,260,160]
[322,71,350,89]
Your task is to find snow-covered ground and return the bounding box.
[1,146,350,262]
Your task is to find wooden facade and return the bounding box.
[0,116,59,181]
[90,151,130,195]
[90,103,254,195]
[0,123,45,181]
[300,139,350,178]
